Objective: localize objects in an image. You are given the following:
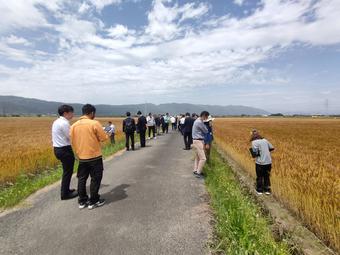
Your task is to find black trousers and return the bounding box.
[140,129,146,147]
[183,132,193,149]
[110,134,115,144]
[54,146,75,198]
[125,132,135,150]
[171,123,176,130]
[164,123,169,133]
[77,157,103,204]
[255,164,272,192]
[148,126,156,138]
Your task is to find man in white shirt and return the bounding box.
[52,105,78,200]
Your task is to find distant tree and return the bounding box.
[270,113,284,117]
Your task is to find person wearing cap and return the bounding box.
[192,111,210,178]
[137,111,147,147]
[204,115,214,162]
[249,129,275,195]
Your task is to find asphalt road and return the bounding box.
[0,131,212,255]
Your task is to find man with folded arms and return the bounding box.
[192,111,209,178]
[52,105,78,200]
[70,104,108,210]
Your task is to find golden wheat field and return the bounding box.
[213,117,340,251]
[0,117,124,184]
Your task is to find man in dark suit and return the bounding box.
[137,111,147,147]
[182,112,194,150]
[123,112,136,151]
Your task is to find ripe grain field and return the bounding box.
[0,117,124,185]
[213,117,340,252]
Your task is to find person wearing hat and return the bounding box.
[204,115,214,162]
[137,111,147,147]
[249,129,275,195]
[192,111,210,178]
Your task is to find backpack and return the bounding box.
[125,118,134,133]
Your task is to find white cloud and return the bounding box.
[0,0,340,108]
[2,35,31,46]
[234,0,245,6]
[88,0,122,11]
[107,24,129,38]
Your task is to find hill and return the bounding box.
[0,95,269,116]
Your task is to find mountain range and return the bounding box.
[0,95,269,116]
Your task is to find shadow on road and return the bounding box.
[102,184,130,205]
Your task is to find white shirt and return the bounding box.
[180,117,185,125]
[146,116,155,126]
[104,124,115,135]
[170,116,176,123]
[52,116,71,147]
[252,138,274,165]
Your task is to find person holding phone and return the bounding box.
[249,129,275,195]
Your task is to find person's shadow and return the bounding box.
[102,184,130,205]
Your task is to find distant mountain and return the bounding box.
[0,95,269,116]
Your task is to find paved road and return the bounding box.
[0,132,212,255]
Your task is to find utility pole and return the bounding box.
[325,98,329,116]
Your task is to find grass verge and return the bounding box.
[205,147,291,255]
[0,139,127,210]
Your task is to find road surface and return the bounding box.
[0,131,212,255]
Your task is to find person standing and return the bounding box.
[204,116,214,162]
[52,105,78,200]
[146,113,156,139]
[137,111,147,147]
[182,112,194,150]
[192,111,209,178]
[163,113,170,133]
[160,114,166,133]
[104,121,116,144]
[179,114,185,134]
[249,130,275,195]
[70,104,108,209]
[123,112,136,151]
[170,115,176,130]
[155,114,161,135]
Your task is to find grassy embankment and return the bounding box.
[205,147,291,254]
[0,139,128,209]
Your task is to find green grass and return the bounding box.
[0,139,127,210]
[205,148,290,255]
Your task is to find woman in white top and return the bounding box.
[146,113,156,139]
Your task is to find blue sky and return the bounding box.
[0,0,339,114]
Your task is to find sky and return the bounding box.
[0,0,340,114]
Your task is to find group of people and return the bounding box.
[52,104,275,211]
[52,104,108,210]
[121,111,176,151]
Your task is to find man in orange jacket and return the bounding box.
[70,104,108,210]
